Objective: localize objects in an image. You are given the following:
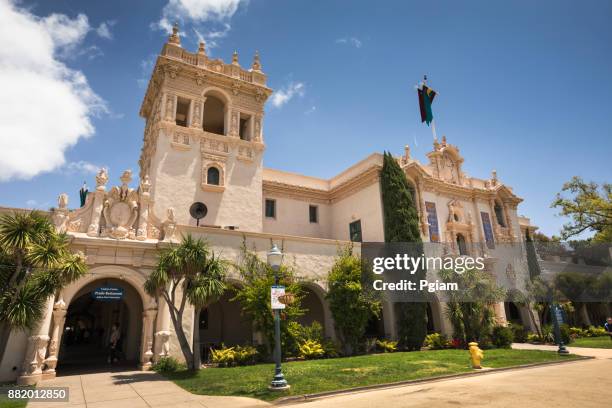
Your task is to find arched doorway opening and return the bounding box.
[202,92,226,135]
[58,278,143,372]
[504,302,523,325]
[456,233,468,256]
[297,286,327,335]
[198,287,252,363]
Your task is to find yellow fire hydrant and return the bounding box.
[468,342,484,369]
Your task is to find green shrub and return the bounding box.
[586,326,607,337]
[210,346,236,367]
[322,338,340,358]
[527,333,541,343]
[540,325,556,343]
[509,323,528,343]
[569,326,586,338]
[210,345,259,366]
[376,339,398,353]
[491,326,514,348]
[424,333,451,350]
[299,340,325,359]
[560,324,572,344]
[152,356,184,373]
[234,345,258,365]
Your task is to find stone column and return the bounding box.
[228,107,239,137]
[42,299,67,379]
[136,176,151,241]
[493,302,508,326]
[254,114,263,142]
[87,169,108,237]
[140,308,157,370]
[153,297,172,362]
[17,297,54,385]
[163,92,177,122]
[190,98,204,128]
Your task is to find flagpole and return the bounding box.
[431,119,438,142]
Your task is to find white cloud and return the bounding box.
[62,160,101,175]
[137,54,157,88]
[304,106,316,115]
[157,0,247,30]
[193,23,230,51]
[95,21,115,40]
[270,82,305,108]
[336,37,362,48]
[0,0,107,182]
[153,0,247,50]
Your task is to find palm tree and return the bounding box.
[145,235,226,370]
[0,211,87,363]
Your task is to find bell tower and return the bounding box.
[138,25,272,232]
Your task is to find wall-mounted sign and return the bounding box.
[92,287,124,301]
[270,285,286,310]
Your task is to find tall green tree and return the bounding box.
[0,211,87,364]
[326,246,380,355]
[552,177,612,242]
[439,268,505,345]
[145,235,227,370]
[232,241,304,358]
[380,151,427,350]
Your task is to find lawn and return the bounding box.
[571,336,612,349]
[165,349,577,402]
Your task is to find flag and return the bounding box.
[418,85,436,126]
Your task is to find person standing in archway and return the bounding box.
[108,323,122,364]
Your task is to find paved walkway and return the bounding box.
[283,344,612,408]
[27,370,269,408]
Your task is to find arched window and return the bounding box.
[494,201,506,227]
[203,95,225,135]
[207,167,220,185]
[456,233,468,256]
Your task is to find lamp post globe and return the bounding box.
[267,243,289,390]
[267,244,283,269]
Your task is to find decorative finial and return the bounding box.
[492,169,498,181]
[442,135,447,146]
[168,22,181,46]
[251,50,262,71]
[404,145,411,161]
[198,40,206,55]
[433,136,440,150]
[232,50,239,65]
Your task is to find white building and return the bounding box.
[0,26,538,385]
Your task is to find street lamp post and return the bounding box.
[267,244,290,390]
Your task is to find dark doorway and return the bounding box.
[58,279,142,374]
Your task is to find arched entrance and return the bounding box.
[198,287,252,363]
[298,286,327,335]
[57,278,143,372]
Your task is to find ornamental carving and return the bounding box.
[102,170,139,239]
[201,137,229,155]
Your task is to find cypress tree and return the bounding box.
[380,151,428,350]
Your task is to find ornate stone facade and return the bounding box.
[2,26,539,385]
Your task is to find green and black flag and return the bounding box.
[417,85,436,126]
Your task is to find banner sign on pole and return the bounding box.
[92,287,124,301]
[271,285,286,310]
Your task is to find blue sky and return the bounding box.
[0,0,610,238]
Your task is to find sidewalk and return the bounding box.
[511,342,612,359]
[27,370,270,408]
